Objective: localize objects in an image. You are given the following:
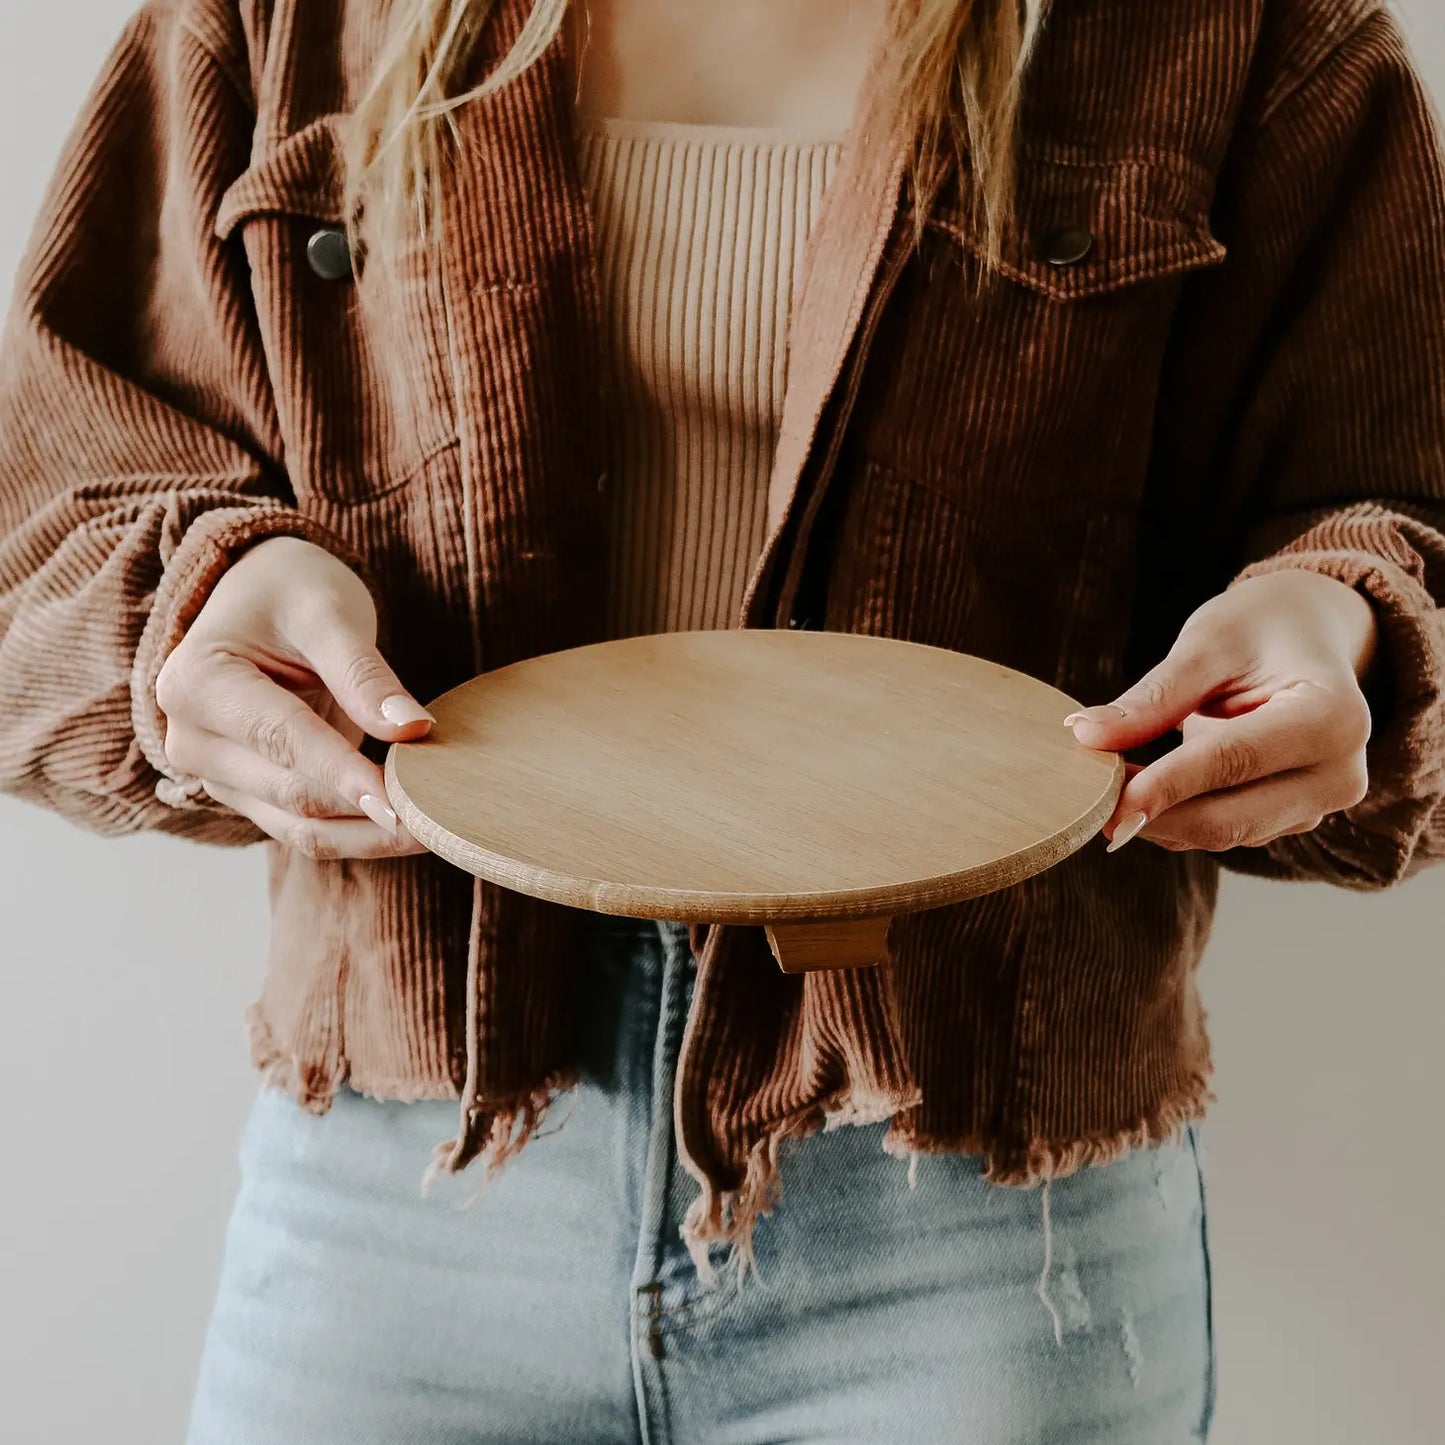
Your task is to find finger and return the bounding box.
[1108,684,1345,829]
[282,595,435,741]
[175,653,397,810]
[200,779,429,860]
[1064,634,1234,751]
[165,721,398,831]
[1127,767,1335,853]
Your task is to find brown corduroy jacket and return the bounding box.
[4,0,1445,1262]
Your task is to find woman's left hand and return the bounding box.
[1065,569,1382,853]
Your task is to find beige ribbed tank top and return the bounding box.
[574,118,843,638]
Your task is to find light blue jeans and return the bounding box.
[187,914,1216,1444]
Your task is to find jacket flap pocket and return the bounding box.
[216,114,349,240]
[928,149,1227,300]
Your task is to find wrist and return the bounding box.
[1319,573,1379,685]
[1273,567,1380,683]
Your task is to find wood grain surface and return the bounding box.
[384,630,1123,955]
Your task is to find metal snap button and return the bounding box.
[306,226,354,281]
[1041,226,1094,267]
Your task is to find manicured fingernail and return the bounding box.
[1064,704,1128,728]
[380,694,436,727]
[358,792,398,836]
[1106,811,1149,853]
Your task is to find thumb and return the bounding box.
[1064,635,1225,750]
[296,603,436,740]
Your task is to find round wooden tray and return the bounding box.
[384,629,1123,973]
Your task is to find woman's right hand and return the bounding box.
[154,535,435,859]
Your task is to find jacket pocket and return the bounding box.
[924,146,1227,299]
[216,115,351,237]
[930,148,1225,297]
[846,149,1228,515]
[819,152,1226,692]
[215,115,460,505]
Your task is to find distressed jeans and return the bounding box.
[186,914,1216,1444]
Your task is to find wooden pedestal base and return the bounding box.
[385,631,1126,975]
[763,915,894,974]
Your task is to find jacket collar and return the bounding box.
[757,40,912,543]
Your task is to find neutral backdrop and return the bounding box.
[2,5,1442,1443]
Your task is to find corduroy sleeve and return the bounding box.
[0,3,376,844]
[1161,4,1445,888]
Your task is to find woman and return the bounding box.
[2,0,1442,1439]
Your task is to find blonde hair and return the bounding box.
[344,0,1050,271]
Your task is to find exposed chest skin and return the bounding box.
[567,0,890,132]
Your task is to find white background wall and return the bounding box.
[2,4,1442,1443]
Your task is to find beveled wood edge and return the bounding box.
[384,747,1125,926]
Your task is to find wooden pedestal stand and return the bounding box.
[384,630,1123,974]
